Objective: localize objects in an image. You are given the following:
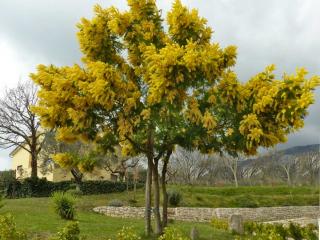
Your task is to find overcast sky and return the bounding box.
[0,0,319,170]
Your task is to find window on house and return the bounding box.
[17,165,24,177]
[111,174,118,182]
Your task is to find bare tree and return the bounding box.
[99,147,141,183]
[169,147,209,185]
[40,131,93,187]
[299,152,320,185]
[221,154,247,187]
[277,155,299,186]
[0,81,42,178]
[198,155,219,185]
[96,147,143,196]
[239,159,262,185]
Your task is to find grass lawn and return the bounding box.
[0,194,232,240]
[0,185,318,239]
[96,185,319,208]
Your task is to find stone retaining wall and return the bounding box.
[93,206,319,222]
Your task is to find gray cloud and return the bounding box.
[0,0,319,169]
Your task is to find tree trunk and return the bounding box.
[161,152,170,229]
[233,158,238,187]
[133,178,137,200]
[126,171,129,195]
[133,169,137,201]
[282,166,291,186]
[286,169,291,186]
[30,152,38,179]
[233,170,238,188]
[152,159,162,235]
[145,125,155,236]
[145,156,153,236]
[119,173,125,182]
[71,168,83,190]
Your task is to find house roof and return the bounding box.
[9,143,30,157]
[9,132,43,158]
[9,145,23,157]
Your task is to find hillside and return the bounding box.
[239,144,319,168]
[279,144,319,155]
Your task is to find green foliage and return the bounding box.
[0,193,4,209]
[243,221,286,239]
[114,227,141,240]
[6,178,70,198]
[52,191,76,220]
[211,218,229,231]
[288,222,304,240]
[302,224,318,240]
[158,227,190,240]
[5,178,141,199]
[0,214,27,240]
[51,221,85,240]
[108,199,124,207]
[0,170,15,192]
[240,221,318,240]
[168,190,182,207]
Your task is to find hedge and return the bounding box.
[4,178,142,198]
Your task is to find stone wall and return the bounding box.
[93,206,319,222]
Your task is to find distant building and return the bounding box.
[10,145,112,182]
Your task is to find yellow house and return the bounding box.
[10,145,112,182]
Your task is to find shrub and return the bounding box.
[21,177,55,197]
[288,222,304,240]
[51,221,85,240]
[6,178,70,198]
[168,190,182,207]
[244,221,264,235]
[211,218,229,231]
[244,221,286,238]
[115,227,140,240]
[302,224,318,240]
[6,179,23,198]
[0,193,4,209]
[108,199,124,207]
[158,227,189,240]
[5,179,142,199]
[241,221,318,240]
[0,214,27,240]
[52,191,76,220]
[0,170,15,192]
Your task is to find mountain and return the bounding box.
[279,144,319,155]
[239,144,319,168]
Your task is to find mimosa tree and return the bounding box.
[30,0,319,235]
